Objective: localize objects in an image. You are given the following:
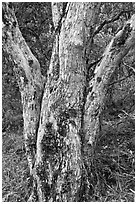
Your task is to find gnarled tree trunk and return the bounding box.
[2,2,135,202]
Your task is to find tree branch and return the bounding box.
[20,26,51,61]
[20,26,40,39]
[122,61,135,73]
[109,73,133,86]
[87,56,103,70]
[93,10,134,37]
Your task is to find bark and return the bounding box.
[2,3,44,195]
[2,2,135,202]
[84,14,135,145]
[33,3,102,201]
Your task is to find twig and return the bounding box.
[87,56,103,70]
[93,10,134,37]
[122,62,135,73]
[109,73,133,86]
[130,189,135,193]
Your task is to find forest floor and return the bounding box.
[92,114,135,201]
[2,129,30,202]
[2,115,135,202]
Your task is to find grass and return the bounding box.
[92,115,135,201]
[2,114,135,202]
[2,129,30,202]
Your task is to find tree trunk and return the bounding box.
[2,3,44,200]
[2,2,135,202]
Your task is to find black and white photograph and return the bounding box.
[2,1,135,202]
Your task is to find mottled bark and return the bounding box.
[2,2,44,177]
[84,14,135,145]
[2,2,135,202]
[32,3,103,201]
[83,15,135,175]
[34,3,87,201]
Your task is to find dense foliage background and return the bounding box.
[2,2,135,201]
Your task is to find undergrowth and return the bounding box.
[2,114,135,202]
[92,114,135,202]
[2,129,30,202]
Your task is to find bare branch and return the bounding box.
[93,10,134,37]
[123,61,135,73]
[109,73,133,86]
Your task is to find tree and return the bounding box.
[2,2,52,132]
[2,2,135,202]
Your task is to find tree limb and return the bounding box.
[93,10,134,37]
[109,73,133,86]
[122,61,135,73]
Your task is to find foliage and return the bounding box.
[2,2,52,132]
[2,2,135,202]
[2,115,135,201]
[2,131,30,202]
[14,2,53,76]
[2,53,23,132]
[88,2,134,64]
[91,113,135,201]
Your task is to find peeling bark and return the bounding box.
[84,14,135,146]
[2,2,44,179]
[2,2,135,202]
[34,3,87,201]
